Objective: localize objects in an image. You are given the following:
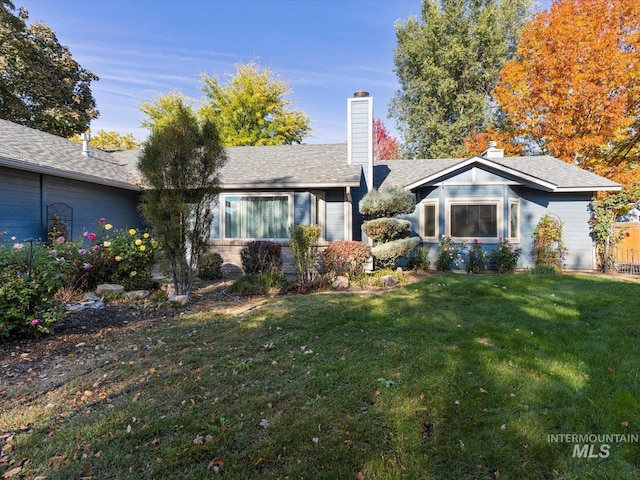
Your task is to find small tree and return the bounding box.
[138,103,226,297]
[360,186,419,269]
[290,224,321,284]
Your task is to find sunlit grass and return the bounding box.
[1,273,640,479]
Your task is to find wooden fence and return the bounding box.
[614,222,640,274]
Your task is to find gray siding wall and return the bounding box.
[0,166,142,242]
[325,189,345,242]
[409,177,596,270]
[349,96,373,190]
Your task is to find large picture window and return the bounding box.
[449,202,498,238]
[224,195,289,239]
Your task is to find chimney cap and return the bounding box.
[353,91,369,97]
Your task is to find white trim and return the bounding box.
[345,188,353,241]
[420,199,439,241]
[220,192,293,241]
[446,197,503,241]
[509,199,520,241]
[405,156,558,192]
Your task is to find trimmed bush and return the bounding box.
[371,237,420,269]
[466,239,487,274]
[362,218,411,244]
[197,251,223,280]
[240,241,282,274]
[359,186,416,218]
[323,241,371,277]
[489,238,523,273]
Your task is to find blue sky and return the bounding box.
[19,0,550,144]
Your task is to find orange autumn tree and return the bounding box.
[491,0,640,186]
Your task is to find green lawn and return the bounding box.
[2,273,640,479]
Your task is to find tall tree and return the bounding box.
[199,61,311,146]
[0,0,98,137]
[494,0,640,186]
[138,100,226,298]
[69,129,140,150]
[390,0,535,159]
[373,118,401,160]
[139,91,196,133]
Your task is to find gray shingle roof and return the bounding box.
[375,156,621,192]
[1,119,620,193]
[0,119,141,190]
[220,144,361,188]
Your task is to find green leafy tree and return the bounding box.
[138,100,227,297]
[390,0,534,159]
[69,129,140,150]
[0,0,98,136]
[139,91,196,133]
[199,61,311,146]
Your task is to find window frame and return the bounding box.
[509,199,520,241]
[420,199,439,241]
[221,192,293,241]
[446,198,502,241]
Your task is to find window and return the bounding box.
[449,202,499,238]
[421,201,438,239]
[509,200,520,240]
[224,195,290,239]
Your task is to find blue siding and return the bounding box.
[0,166,142,242]
[0,166,42,241]
[294,191,311,225]
[44,176,142,239]
[408,179,597,270]
[325,189,345,242]
[349,97,373,189]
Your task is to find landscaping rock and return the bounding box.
[380,275,400,287]
[125,290,150,299]
[82,292,102,302]
[96,284,125,295]
[169,294,189,305]
[332,276,350,290]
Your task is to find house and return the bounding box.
[0,92,621,271]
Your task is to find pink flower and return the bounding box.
[56,236,65,243]
[99,217,106,223]
[83,263,92,270]
[13,243,24,251]
[87,232,96,241]
[30,319,40,327]
[77,248,87,255]
[92,245,100,252]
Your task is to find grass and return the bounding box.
[2,273,640,479]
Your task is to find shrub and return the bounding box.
[466,239,487,274]
[407,246,430,271]
[359,186,416,218]
[323,241,371,277]
[0,242,67,338]
[436,235,465,271]
[351,268,405,288]
[371,237,420,269]
[489,238,523,273]
[197,250,224,280]
[240,241,282,274]
[227,272,289,296]
[290,224,322,284]
[362,218,411,244]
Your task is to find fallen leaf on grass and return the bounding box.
[1,465,22,478]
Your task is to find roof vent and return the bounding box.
[353,91,369,97]
[80,133,91,157]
